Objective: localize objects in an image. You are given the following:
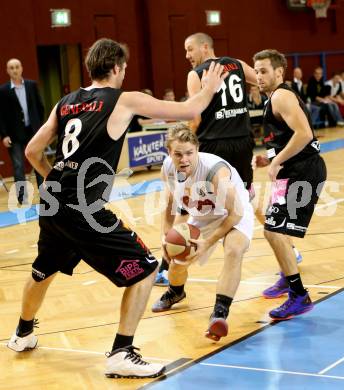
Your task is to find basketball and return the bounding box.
[165,223,201,261]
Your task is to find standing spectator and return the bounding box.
[0,59,44,204]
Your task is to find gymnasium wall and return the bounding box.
[0,0,343,177]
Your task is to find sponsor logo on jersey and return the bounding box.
[32,267,46,280]
[311,140,320,152]
[215,107,248,120]
[53,160,79,171]
[286,223,307,232]
[265,217,287,229]
[182,195,215,212]
[265,216,276,226]
[116,259,145,280]
[267,205,279,214]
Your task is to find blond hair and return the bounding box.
[165,124,199,149]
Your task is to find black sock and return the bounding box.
[159,258,169,273]
[169,284,184,296]
[16,317,34,337]
[286,273,307,296]
[213,294,233,319]
[112,333,134,352]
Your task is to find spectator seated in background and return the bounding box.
[291,67,307,102]
[340,70,344,95]
[291,66,322,128]
[307,66,344,128]
[325,72,344,118]
[247,85,267,127]
[163,88,176,101]
[179,91,189,102]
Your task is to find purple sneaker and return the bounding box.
[269,291,314,321]
[262,273,289,299]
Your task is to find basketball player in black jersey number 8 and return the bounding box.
[253,49,327,321]
[6,38,227,379]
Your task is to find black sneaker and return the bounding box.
[151,289,186,312]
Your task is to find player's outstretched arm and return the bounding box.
[126,62,227,120]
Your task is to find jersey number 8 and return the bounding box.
[62,118,82,159]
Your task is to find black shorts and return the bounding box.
[32,205,158,287]
[264,155,327,238]
[199,135,255,190]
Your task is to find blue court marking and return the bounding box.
[108,178,163,201]
[0,205,39,228]
[1,138,344,228]
[320,138,344,153]
[145,289,344,390]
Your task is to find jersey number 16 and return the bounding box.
[217,74,244,106]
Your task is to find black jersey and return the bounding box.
[194,57,251,141]
[263,83,320,167]
[46,87,124,206]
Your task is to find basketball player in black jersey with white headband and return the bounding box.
[253,49,327,320]
[6,38,226,379]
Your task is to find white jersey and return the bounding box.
[162,152,253,238]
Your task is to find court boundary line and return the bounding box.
[319,356,344,375]
[0,342,173,362]
[141,287,344,389]
[199,362,344,381]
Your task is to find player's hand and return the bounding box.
[252,155,270,169]
[3,136,12,148]
[183,238,208,265]
[201,62,228,93]
[268,160,282,182]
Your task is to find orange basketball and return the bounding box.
[165,223,201,261]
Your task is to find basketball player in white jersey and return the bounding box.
[152,124,254,341]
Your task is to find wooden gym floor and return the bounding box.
[0,127,344,389]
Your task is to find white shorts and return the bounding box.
[187,203,254,265]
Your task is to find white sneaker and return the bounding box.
[105,346,165,378]
[7,332,38,352]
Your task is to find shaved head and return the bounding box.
[184,32,215,69]
[185,32,213,48]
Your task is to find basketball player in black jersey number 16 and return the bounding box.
[253,49,327,321]
[7,38,227,379]
[154,32,258,286]
[185,32,257,192]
